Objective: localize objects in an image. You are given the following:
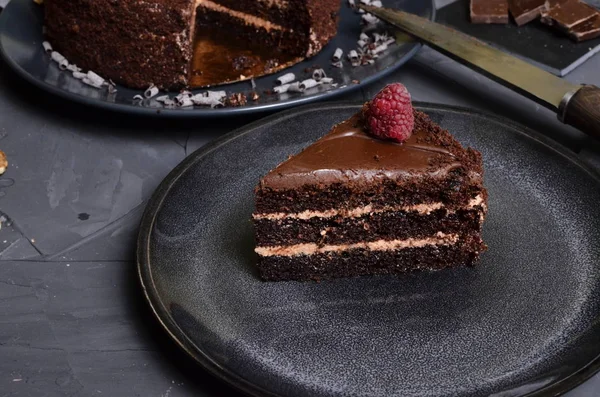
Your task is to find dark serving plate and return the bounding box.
[0,0,433,118]
[137,103,600,396]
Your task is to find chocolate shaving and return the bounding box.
[288,82,303,93]
[50,51,65,64]
[273,83,291,94]
[144,85,159,99]
[275,73,295,86]
[332,48,344,62]
[300,79,319,90]
[312,68,326,81]
[362,13,379,25]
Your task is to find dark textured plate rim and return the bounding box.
[0,0,433,118]
[136,102,600,396]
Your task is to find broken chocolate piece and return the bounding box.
[470,0,509,24]
[508,0,547,26]
[569,14,600,41]
[541,0,598,31]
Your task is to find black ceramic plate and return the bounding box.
[0,0,433,118]
[137,103,600,396]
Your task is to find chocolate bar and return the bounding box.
[470,0,509,24]
[508,0,547,25]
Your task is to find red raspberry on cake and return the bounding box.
[362,83,415,143]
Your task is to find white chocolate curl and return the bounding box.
[371,0,382,6]
[360,32,369,41]
[50,51,65,64]
[205,90,226,100]
[191,95,222,108]
[275,73,295,86]
[288,82,303,93]
[273,84,291,94]
[348,50,359,61]
[178,97,194,108]
[66,64,81,72]
[321,77,334,84]
[333,48,343,62]
[358,39,367,48]
[312,69,326,81]
[58,59,69,70]
[72,71,86,80]
[133,95,144,101]
[155,95,170,103]
[86,71,105,86]
[300,79,319,90]
[42,41,52,53]
[144,85,159,99]
[362,14,379,24]
[348,0,355,5]
[82,78,103,88]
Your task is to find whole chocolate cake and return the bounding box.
[43,0,340,89]
[253,84,488,281]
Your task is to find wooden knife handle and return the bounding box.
[560,85,600,139]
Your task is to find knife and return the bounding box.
[361,5,600,139]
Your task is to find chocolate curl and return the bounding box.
[287,82,304,93]
[191,95,223,108]
[206,90,226,101]
[58,59,69,71]
[275,73,295,86]
[144,85,159,99]
[42,41,52,53]
[300,79,319,90]
[50,51,65,64]
[312,68,326,81]
[332,48,344,62]
[86,71,105,86]
[362,14,379,25]
[163,98,176,108]
[82,77,103,88]
[66,64,81,73]
[273,84,291,94]
[178,97,194,108]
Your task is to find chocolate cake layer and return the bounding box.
[254,207,485,247]
[195,5,304,58]
[256,234,486,281]
[45,0,195,89]
[256,111,485,213]
[212,0,339,56]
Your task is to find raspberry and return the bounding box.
[362,83,414,143]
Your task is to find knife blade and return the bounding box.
[361,5,600,139]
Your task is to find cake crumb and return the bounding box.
[226,93,247,107]
[373,154,381,161]
[352,79,360,84]
[251,91,260,101]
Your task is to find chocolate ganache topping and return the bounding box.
[261,111,472,190]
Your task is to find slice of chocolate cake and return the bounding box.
[253,84,488,282]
